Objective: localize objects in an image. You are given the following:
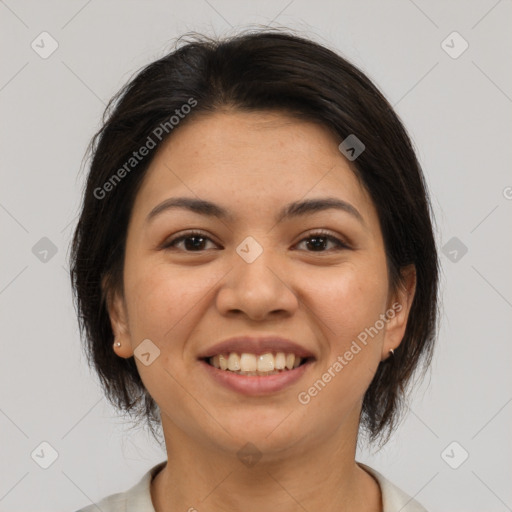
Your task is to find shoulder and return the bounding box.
[74,491,128,512]
[73,461,166,512]
[357,462,429,512]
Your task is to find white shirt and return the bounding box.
[74,460,428,512]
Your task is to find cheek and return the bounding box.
[123,258,216,344]
[305,259,389,342]
[295,266,387,429]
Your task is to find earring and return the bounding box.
[114,340,121,347]
[389,348,395,356]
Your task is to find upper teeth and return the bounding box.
[209,352,302,373]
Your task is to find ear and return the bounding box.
[102,275,134,358]
[381,264,416,361]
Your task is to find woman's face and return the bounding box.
[109,110,415,458]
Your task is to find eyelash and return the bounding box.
[161,229,350,253]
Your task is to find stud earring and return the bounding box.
[389,348,395,356]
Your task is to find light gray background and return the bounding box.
[1,1,511,511]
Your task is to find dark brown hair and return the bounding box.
[70,28,440,446]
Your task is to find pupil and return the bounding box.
[185,236,205,250]
[307,236,327,251]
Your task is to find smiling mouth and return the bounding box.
[202,352,312,376]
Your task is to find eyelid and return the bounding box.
[160,229,218,250]
[161,228,351,252]
[294,229,351,250]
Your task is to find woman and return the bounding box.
[70,28,439,512]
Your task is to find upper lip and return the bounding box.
[197,335,316,360]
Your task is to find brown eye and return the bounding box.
[162,231,218,252]
[161,230,350,253]
[296,231,350,252]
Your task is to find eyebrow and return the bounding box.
[146,196,366,227]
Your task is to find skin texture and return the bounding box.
[107,110,416,512]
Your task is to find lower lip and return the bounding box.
[200,360,313,396]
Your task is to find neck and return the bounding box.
[150,414,382,512]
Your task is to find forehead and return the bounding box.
[131,110,378,227]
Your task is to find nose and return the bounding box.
[215,242,299,321]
